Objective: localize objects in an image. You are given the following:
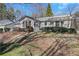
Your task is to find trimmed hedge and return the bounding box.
[40,27,76,33]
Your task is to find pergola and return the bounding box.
[0,25,6,32]
[0,19,13,32]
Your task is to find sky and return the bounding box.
[5,3,79,16]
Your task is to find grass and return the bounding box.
[0,32,79,56]
[0,44,33,56]
[70,44,79,48]
[0,43,42,56]
[0,46,25,56]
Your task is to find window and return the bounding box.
[23,21,25,27]
[55,21,59,27]
[50,22,54,25]
[29,21,31,25]
[45,22,47,25]
[26,21,27,28]
[23,21,28,28]
[34,22,40,27]
[36,23,38,27]
[61,21,64,27]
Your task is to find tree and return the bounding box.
[6,7,21,23]
[0,4,22,23]
[72,11,79,29]
[6,7,16,23]
[32,13,39,18]
[0,4,16,23]
[74,11,79,17]
[30,3,47,17]
[46,3,53,16]
[0,4,7,20]
[65,4,79,29]
[15,10,21,18]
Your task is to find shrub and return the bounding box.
[59,27,68,33]
[0,28,3,33]
[40,27,76,33]
[68,28,76,33]
[4,28,10,32]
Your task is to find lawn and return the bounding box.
[0,32,79,56]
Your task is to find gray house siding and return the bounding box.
[20,17,35,29]
[0,15,79,32]
[39,20,71,29]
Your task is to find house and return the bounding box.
[0,16,39,32]
[0,15,79,32]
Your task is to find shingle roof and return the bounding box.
[18,16,38,22]
[36,15,72,22]
[1,15,79,26]
[0,16,37,26]
[0,19,13,26]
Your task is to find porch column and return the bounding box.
[54,22,55,27]
[3,28,5,32]
[60,21,62,27]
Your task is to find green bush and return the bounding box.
[0,28,3,33]
[68,28,76,33]
[4,28,10,32]
[40,27,76,33]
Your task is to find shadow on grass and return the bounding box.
[0,32,40,55]
[40,39,70,56]
[0,42,21,55]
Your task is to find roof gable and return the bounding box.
[18,16,37,22]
